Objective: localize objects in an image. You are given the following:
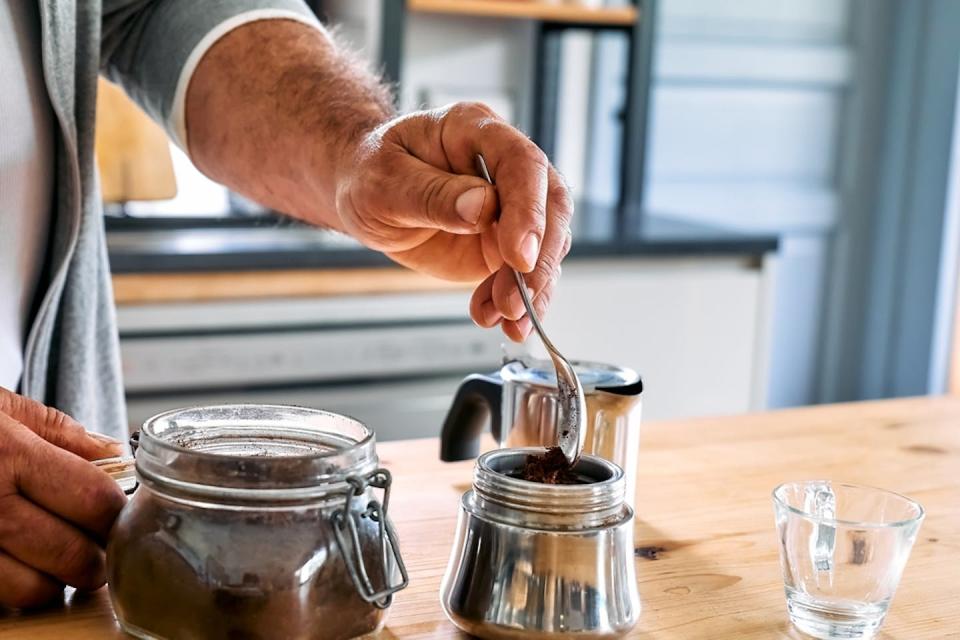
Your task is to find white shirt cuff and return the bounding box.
[168,9,324,152]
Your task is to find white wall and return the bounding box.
[118,257,772,434]
[531,257,771,421]
[645,0,854,407]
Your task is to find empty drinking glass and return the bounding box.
[772,481,924,639]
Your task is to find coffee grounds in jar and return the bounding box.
[109,496,386,640]
[513,447,585,485]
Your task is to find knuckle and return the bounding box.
[519,203,547,231]
[0,388,13,416]
[506,136,546,165]
[450,100,495,121]
[85,480,126,525]
[41,405,79,445]
[0,497,22,540]
[339,188,397,250]
[54,535,102,587]
[42,405,67,431]
[417,175,450,221]
[55,534,88,569]
[535,253,559,283]
[561,228,573,257]
[548,180,574,216]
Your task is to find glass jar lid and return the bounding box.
[135,404,379,503]
[501,359,641,392]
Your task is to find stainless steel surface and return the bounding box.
[500,359,643,508]
[475,155,587,465]
[126,376,467,443]
[441,448,640,639]
[441,359,643,506]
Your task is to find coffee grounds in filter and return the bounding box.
[513,446,587,485]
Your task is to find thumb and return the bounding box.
[387,155,499,234]
[0,387,123,461]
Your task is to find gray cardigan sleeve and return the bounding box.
[100,0,321,147]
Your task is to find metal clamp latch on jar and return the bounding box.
[333,468,409,609]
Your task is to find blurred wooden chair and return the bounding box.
[94,78,177,204]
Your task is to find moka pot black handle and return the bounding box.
[439,373,503,462]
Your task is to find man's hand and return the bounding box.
[0,388,126,609]
[335,103,573,342]
[186,21,572,342]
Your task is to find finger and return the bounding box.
[502,271,558,343]
[0,550,62,610]
[0,387,122,461]
[511,166,573,301]
[501,315,527,343]
[480,222,504,273]
[2,413,126,542]
[469,272,502,328]
[386,232,490,282]
[479,122,549,273]
[435,112,549,273]
[372,151,499,235]
[0,494,106,591]
[396,101,503,175]
[491,265,528,321]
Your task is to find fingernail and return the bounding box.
[506,287,525,320]
[479,301,502,327]
[88,431,122,445]
[455,187,486,224]
[517,317,532,340]
[520,232,540,271]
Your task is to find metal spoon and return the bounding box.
[475,155,587,465]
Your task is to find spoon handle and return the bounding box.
[474,155,587,465]
[475,157,553,347]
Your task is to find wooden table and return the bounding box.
[2,396,958,638]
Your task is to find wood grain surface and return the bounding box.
[1,396,958,638]
[111,268,473,304]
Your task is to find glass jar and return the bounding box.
[107,404,407,640]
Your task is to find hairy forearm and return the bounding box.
[185,19,393,228]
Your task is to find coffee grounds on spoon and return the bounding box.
[514,447,584,485]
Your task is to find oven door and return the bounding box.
[118,292,504,441]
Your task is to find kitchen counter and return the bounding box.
[1,396,956,638]
[107,213,779,304]
[106,213,778,273]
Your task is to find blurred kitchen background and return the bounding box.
[102,0,960,439]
